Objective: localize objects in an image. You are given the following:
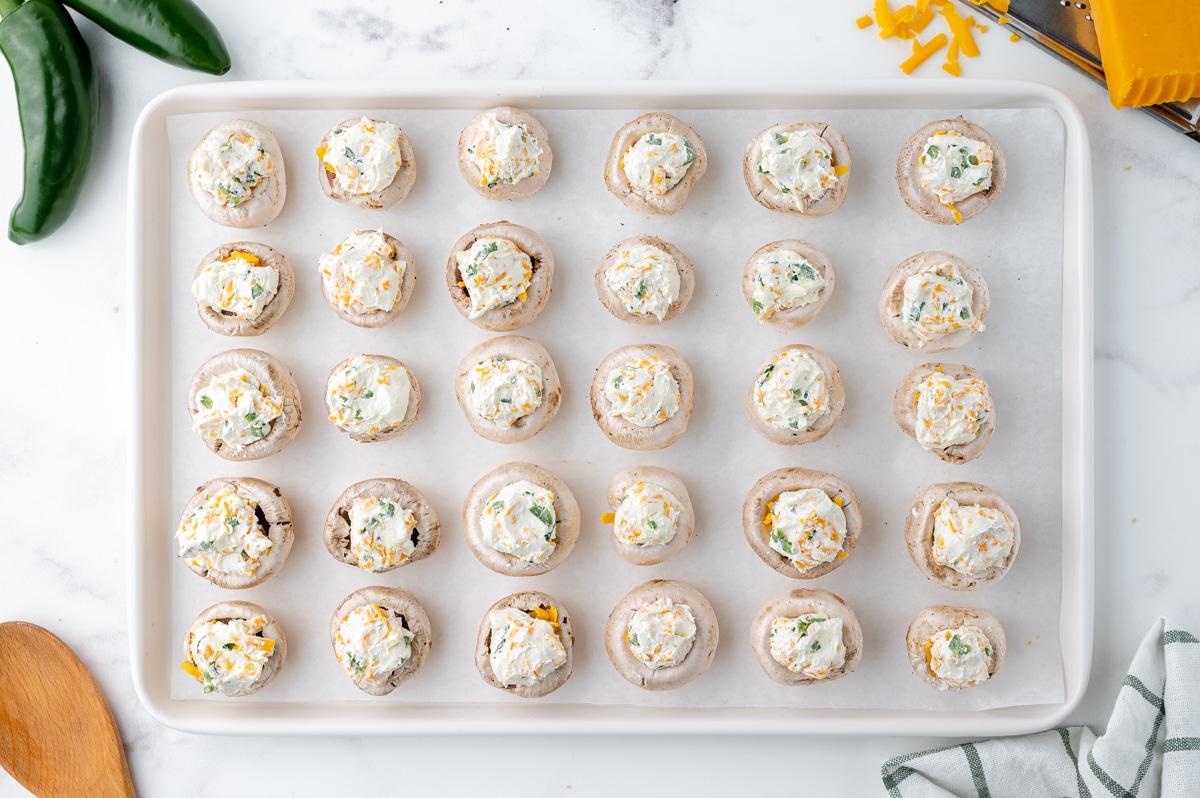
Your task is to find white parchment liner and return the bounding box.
[162,104,1065,712]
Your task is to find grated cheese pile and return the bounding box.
[858,0,1015,77]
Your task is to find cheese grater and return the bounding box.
[956,0,1200,141]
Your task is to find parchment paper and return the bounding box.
[162,103,1065,712]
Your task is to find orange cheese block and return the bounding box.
[1090,0,1200,108]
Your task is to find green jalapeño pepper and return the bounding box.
[62,0,231,75]
[0,0,100,245]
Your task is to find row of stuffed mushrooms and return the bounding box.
[181,589,1006,699]
[187,112,1002,228]
[175,468,1019,592]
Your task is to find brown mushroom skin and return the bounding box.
[457,107,553,199]
[317,117,417,209]
[741,239,836,330]
[604,579,719,691]
[906,605,1006,690]
[746,344,845,446]
[606,466,695,566]
[604,112,708,215]
[445,221,555,332]
[742,122,852,217]
[182,601,286,697]
[323,355,421,443]
[878,251,989,353]
[187,119,286,229]
[905,482,1020,590]
[750,589,863,686]
[892,362,995,464]
[594,235,696,325]
[192,242,295,337]
[895,117,1007,225]
[590,343,695,451]
[453,335,561,444]
[329,586,432,696]
[322,478,440,573]
[319,231,416,329]
[475,591,574,699]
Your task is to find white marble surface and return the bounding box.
[1,0,1198,794]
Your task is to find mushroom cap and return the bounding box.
[183,601,286,697]
[317,117,417,210]
[454,335,561,444]
[590,343,694,451]
[749,589,864,686]
[192,241,295,337]
[324,354,421,443]
[329,586,432,696]
[177,476,294,589]
[462,462,580,576]
[319,231,416,329]
[187,119,286,228]
[594,235,696,325]
[457,106,553,199]
[604,112,708,215]
[742,467,862,579]
[323,478,441,573]
[906,605,1007,690]
[605,465,695,566]
[892,362,996,464]
[878,251,989,353]
[474,591,574,698]
[742,121,852,217]
[895,117,1007,225]
[445,221,555,332]
[740,239,836,330]
[604,579,719,691]
[186,348,302,461]
[905,481,1020,590]
[746,344,845,446]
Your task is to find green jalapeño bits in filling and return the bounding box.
[193,130,272,208]
[191,251,279,320]
[753,350,829,431]
[613,481,683,547]
[455,237,533,319]
[928,625,993,688]
[469,356,543,429]
[764,489,848,572]
[914,372,993,450]
[468,113,543,188]
[932,498,1014,575]
[604,243,681,320]
[918,132,994,206]
[192,369,283,448]
[488,607,566,687]
[325,356,411,436]
[349,495,418,571]
[334,604,413,683]
[621,132,695,195]
[182,616,275,695]
[176,486,271,577]
[627,597,696,669]
[756,130,839,210]
[318,118,403,195]
[605,356,681,428]
[752,250,826,321]
[769,614,846,678]
[901,261,985,345]
[480,480,557,564]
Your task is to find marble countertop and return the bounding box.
[1,1,1197,794]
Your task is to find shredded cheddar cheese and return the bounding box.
[859,0,1014,76]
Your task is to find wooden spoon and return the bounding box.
[0,622,136,797]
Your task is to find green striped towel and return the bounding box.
[882,617,1199,797]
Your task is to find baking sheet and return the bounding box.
[161,103,1064,713]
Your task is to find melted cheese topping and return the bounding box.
[325,356,410,436]
[914,372,993,450]
[627,597,696,669]
[191,130,272,208]
[621,131,696,195]
[334,604,413,684]
[919,133,994,206]
[191,252,279,320]
[751,250,827,321]
[467,113,543,188]
[488,607,566,687]
[766,489,847,572]
[769,614,846,679]
[191,368,283,448]
[902,261,985,344]
[349,495,418,571]
[175,485,271,577]
[468,356,543,429]
[931,497,1014,575]
[928,625,993,688]
[318,117,403,195]
[754,350,830,431]
[184,615,275,695]
[456,237,533,319]
[319,230,404,315]
[604,356,680,428]
[603,243,681,321]
[756,130,839,209]
[613,481,683,547]
[480,479,557,564]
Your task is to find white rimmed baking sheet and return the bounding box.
[132,83,1089,733]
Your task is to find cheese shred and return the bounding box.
[859,0,1014,76]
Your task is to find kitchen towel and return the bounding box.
[881,617,1199,797]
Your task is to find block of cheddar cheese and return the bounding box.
[1090,0,1200,108]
